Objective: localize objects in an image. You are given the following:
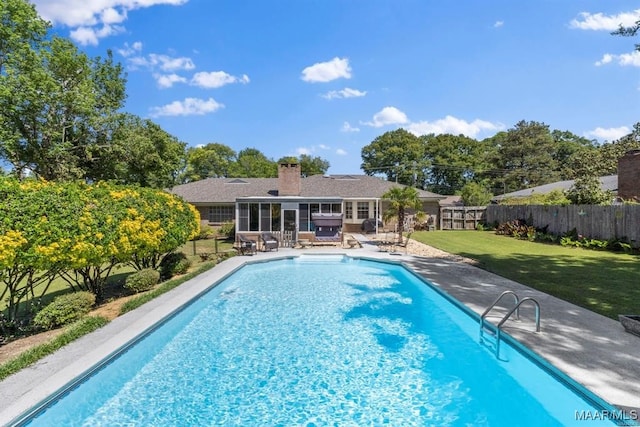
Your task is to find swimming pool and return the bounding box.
[16,255,627,426]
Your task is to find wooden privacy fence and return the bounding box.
[440,207,487,230]
[486,205,640,247]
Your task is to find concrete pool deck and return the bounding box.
[1,238,639,425]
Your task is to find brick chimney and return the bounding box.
[618,149,640,201]
[278,163,301,196]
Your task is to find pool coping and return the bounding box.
[1,244,639,425]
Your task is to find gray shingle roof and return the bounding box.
[170,174,444,203]
[492,175,618,201]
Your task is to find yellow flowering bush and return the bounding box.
[0,177,200,317]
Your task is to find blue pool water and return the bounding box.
[22,256,622,426]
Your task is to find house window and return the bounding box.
[271,204,281,231]
[249,203,260,231]
[238,203,249,231]
[345,202,353,219]
[260,204,271,231]
[357,202,369,219]
[299,203,309,232]
[208,206,234,223]
[331,203,342,213]
[238,203,281,232]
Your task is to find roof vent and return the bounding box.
[227,179,248,184]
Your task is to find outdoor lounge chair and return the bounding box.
[236,234,257,255]
[391,232,412,254]
[260,232,279,251]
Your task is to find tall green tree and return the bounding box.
[361,128,429,186]
[460,182,493,206]
[381,186,423,233]
[489,120,560,193]
[229,148,277,177]
[565,123,640,178]
[277,154,330,177]
[420,133,491,194]
[182,142,236,182]
[86,114,186,188]
[551,130,597,179]
[0,1,127,180]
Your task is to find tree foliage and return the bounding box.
[566,176,612,205]
[421,133,491,194]
[0,29,127,180]
[460,182,493,206]
[183,142,236,182]
[361,129,428,186]
[86,113,186,188]
[0,177,199,317]
[381,186,423,232]
[487,120,560,193]
[229,148,278,177]
[277,154,330,177]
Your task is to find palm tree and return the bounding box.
[381,186,423,235]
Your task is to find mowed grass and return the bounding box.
[0,238,234,314]
[412,230,640,320]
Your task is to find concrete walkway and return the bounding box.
[1,237,639,425]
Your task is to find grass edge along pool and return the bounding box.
[11,254,635,426]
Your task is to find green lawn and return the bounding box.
[0,238,234,314]
[412,230,640,320]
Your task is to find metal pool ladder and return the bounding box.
[479,291,541,359]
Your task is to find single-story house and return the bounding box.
[170,163,445,244]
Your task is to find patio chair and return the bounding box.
[236,234,257,255]
[391,232,412,254]
[260,232,279,252]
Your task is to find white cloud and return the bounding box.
[570,10,640,31]
[191,71,250,88]
[150,54,196,71]
[595,51,640,67]
[101,7,127,24]
[321,87,367,99]
[407,115,502,138]
[301,57,351,83]
[584,126,630,141]
[296,147,312,155]
[154,73,187,88]
[595,53,614,66]
[33,0,189,44]
[149,97,224,117]
[341,122,360,132]
[318,144,330,150]
[70,24,124,45]
[362,106,409,128]
[336,148,348,155]
[493,21,504,28]
[127,53,195,71]
[117,41,143,57]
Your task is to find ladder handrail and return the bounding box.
[480,290,520,324]
[480,293,541,360]
[496,297,541,332]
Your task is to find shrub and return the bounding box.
[159,252,191,280]
[218,222,235,240]
[495,219,536,240]
[33,292,96,330]
[125,268,160,293]
[197,225,215,240]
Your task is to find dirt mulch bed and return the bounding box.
[0,295,136,366]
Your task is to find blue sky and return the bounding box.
[32,0,640,174]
